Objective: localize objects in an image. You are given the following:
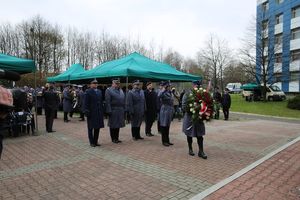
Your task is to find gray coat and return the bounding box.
[127,88,145,127]
[182,90,205,137]
[159,90,174,127]
[63,88,73,113]
[105,87,125,128]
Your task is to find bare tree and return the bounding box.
[197,34,231,90]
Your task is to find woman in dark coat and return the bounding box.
[159,81,174,147]
[127,80,145,140]
[84,80,104,147]
[182,80,207,159]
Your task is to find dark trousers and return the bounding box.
[45,108,55,132]
[80,112,85,120]
[110,128,120,142]
[161,126,170,144]
[37,107,43,115]
[223,107,229,120]
[88,128,100,145]
[145,116,154,135]
[187,136,204,152]
[131,127,141,139]
[64,112,69,121]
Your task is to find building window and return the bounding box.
[262,1,269,12]
[276,0,284,4]
[292,6,300,18]
[275,53,282,63]
[275,13,283,24]
[275,33,283,45]
[291,50,300,61]
[262,20,268,31]
[291,28,300,40]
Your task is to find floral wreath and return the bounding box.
[185,87,214,122]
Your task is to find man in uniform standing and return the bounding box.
[84,79,104,147]
[105,78,125,143]
[127,80,145,140]
[63,84,73,122]
[144,82,157,137]
[78,85,85,121]
[43,84,59,133]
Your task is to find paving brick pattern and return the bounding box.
[205,141,300,200]
[0,113,299,199]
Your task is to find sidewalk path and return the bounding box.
[0,114,299,199]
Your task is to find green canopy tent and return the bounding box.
[0,53,36,74]
[47,63,85,83]
[240,83,260,90]
[70,52,201,83]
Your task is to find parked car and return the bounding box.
[241,83,286,101]
[226,83,242,93]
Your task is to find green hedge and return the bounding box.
[287,95,300,110]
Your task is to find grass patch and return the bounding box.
[230,94,300,119]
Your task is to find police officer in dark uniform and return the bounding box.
[78,85,85,121]
[127,80,145,140]
[43,84,59,133]
[105,78,125,143]
[156,81,164,133]
[144,82,157,137]
[222,88,231,120]
[159,81,175,147]
[84,79,104,147]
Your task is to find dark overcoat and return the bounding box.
[159,90,174,127]
[78,90,85,112]
[127,88,145,127]
[43,89,59,111]
[182,90,205,137]
[63,88,73,113]
[144,89,158,122]
[222,93,231,109]
[105,87,125,129]
[84,88,104,129]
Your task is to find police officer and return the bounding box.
[182,80,207,159]
[63,85,73,122]
[156,81,164,133]
[213,87,222,119]
[78,85,85,121]
[127,80,145,140]
[84,79,104,147]
[105,78,125,143]
[159,81,174,147]
[144,82,157,137]
[222,88,231,120]
[43,84,59,133]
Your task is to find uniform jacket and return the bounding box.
[105,87,125,128]
[127,88,145,127]
[63,88,73,113]
[159,90,174,127]
[84,88,104,129]
[144,89,158,122]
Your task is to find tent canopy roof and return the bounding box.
[47,63,85,82]
[0,53,36,74]
[70,52,201,82]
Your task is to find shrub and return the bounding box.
[287,95,300,110]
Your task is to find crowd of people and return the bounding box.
[1,79,231,160]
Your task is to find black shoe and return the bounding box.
[48,130,56,133]
[90,144,96,147]
[198,151,207,159]
[168,142,174,145]
[133,137,138,141]
[137,137,144,140]
[116,140,122,143]
[95,143,101,146]
[147,133,154,137]
[162,143,170,147]
[189,150,195,156]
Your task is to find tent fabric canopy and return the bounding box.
[240,83,260,90]
[47,63,85,82]
[70,52,201,82]
[0,53,36,74]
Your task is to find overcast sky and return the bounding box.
[1,0,256,58]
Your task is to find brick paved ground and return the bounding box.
[205,141,300,200]
[0,113,299,200]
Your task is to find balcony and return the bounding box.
[274,63,282,73]
[274,23,283,34]
[291,17,300,30]
[290,38,300,51]
[289,60,300,72]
